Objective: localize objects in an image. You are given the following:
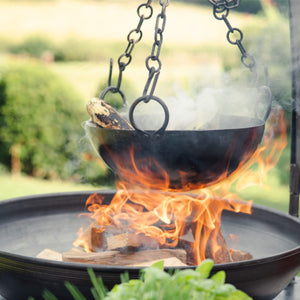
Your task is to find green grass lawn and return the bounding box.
[0,173,103,201]
[0,171,290,213]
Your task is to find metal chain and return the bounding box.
[207,0,240,10]
[142,0,170,103]
[129,0,170,134]
[211,3,256,73]
[101,0,154,100]
[210,1,272,121]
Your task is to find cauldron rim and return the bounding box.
[84,117,265,132]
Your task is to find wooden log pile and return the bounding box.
[36,221,252,267]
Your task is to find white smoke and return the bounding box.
[126,81,271,131]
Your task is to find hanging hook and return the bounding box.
[100,58,127,107]
[108,58,113,87]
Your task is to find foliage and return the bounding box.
[243,3,291,114]
[9,35,56,60]
[7,34,148,63]
[39,260,252,300]
[0,60,110,184]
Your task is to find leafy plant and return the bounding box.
[39,260,252,300]
[0,60,110,184]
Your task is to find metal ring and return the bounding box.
[226,28,243,45]
[213,6,229,20]
[145,56,162,72]
[137,3,153,20]
[129,95,169,135]
[100,86,127,107]
[127,29,143,44]
[241,53,256,70]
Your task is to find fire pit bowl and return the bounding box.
[85,115,265,189]
[0,191,299,300]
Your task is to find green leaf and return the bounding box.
[65,282,87,300]
[42,289,59,300]
[120,271,130,283]
[150,260,165,270]
[87,268,106,299]
[211,270,226,285]
[196,259,214,279]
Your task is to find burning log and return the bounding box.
[205,229,232,264]
[75,222,237,265]
[75,222,160,252]
[230,249,253,262]
[62,248,187,266]
[87,98,133,130]
[36,249,62,261]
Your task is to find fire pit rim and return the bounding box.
[0,191,299,271]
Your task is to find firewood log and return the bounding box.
[230,249,253,262]
[36,248,62,261]
[77,223,159,252]
[87,98,133,130]
[129,257,187,267]
[62,248,187,266]
[205,229,232,264]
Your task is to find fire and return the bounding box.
[75,107,287,265]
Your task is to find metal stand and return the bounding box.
[289,0,300,217]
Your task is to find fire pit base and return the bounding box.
[0,191,299,300]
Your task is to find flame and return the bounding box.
[75,107,287,265]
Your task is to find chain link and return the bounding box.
[212,5,256,72]
[101,0,154,100]
[142,0,169,103]
[207,0,240,9]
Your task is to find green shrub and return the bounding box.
[243,3,291,110]
[0,60,111,185]
[9,35,56,59]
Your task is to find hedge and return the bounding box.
[0,60,112,185]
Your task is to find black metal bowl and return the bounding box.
[85,115,265,190]
[0,191,299,300]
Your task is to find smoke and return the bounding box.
[125,80,272,131]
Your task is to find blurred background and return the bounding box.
[0,0,292,211]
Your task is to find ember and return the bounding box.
[71,107,287,266]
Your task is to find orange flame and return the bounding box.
[75,107,287,265]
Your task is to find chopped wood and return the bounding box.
[77,223,159,251]
[106,232,129,250]
[62,248,187,266]
[205,229,232,264]
[230,249,253,262]
[62,248,120,264]
[75,223,104,252]
[107,231,159,250]
[129,257,187,267]
[36,248,62,261]
[87,98,133,130]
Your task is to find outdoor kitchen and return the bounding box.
[0,0,299,299]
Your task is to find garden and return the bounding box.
[0,0,292,212]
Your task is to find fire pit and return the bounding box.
[0,191,299,300]
[1,1,299,300]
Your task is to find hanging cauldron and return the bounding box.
[85,0,271,190]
